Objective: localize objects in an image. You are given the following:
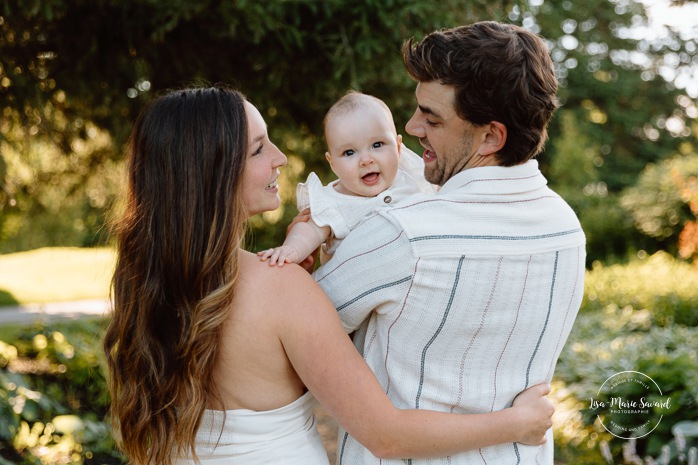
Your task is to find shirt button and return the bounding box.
[383,195,392,204]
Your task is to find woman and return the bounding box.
[103,86,554,465]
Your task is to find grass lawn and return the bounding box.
[0,246,116,305]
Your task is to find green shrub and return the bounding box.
[621,154,698,250]
[0,319,123,465]
[1,252,696,464]
[553,305,698,464]
[582,251,698,327]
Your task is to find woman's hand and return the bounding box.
[510,383,554,446]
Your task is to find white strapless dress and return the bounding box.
[172,391,330,464]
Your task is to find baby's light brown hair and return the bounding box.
[323,91,398,146]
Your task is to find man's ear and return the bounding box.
[478,121,507,156]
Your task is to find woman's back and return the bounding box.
[211,250,308,411]
[173,251,331,464]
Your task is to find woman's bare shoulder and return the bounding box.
[239,250,315,281]
[238,251,328,303]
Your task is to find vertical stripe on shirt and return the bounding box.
[545,248,582,381]
[490,256,531,412]
[415,256,465,409]
[385,259,421,395]
[525,252,558,388]
[449,257,502,413]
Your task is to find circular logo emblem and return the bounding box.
[589,371,671,439]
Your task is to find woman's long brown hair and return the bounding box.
[104,86,249,464]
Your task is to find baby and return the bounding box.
[258,91,435,267]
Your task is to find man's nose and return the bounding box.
[405,112,425,138]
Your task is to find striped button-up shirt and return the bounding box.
[315,160,586,465]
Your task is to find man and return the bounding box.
[314,21,586,464]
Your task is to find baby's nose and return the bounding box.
[359,153,374,165]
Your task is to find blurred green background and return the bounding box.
[1,0,697,265]
[1,0,697,464]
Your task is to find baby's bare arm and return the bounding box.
[258,219,330,267]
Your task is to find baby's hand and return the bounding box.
[511,383,554,446]
[257,246,301,267]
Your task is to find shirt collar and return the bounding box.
[437,160,547,195]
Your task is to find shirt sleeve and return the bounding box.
[313,211,417,333]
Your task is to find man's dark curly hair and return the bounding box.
[403,21,559,166]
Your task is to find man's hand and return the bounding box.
[511,383,554,446]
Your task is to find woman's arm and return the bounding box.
[276,265,553,459]
[258,218,330,266]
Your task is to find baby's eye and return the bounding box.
[343,149,355,157]
[372,141,384,149]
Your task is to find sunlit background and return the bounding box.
[0,0,697,464]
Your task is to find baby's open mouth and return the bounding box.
[362,173,380,184]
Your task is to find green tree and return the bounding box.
[546,110,648,263]
[2,0,697,262]
[621,153,698,258]
[524,0,697,262]
[532,0,695,188]
[0,0,521,253]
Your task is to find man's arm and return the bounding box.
[314,212,416,333]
